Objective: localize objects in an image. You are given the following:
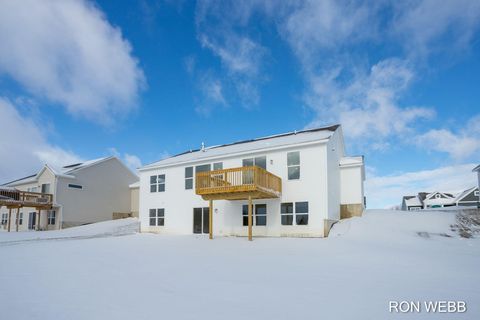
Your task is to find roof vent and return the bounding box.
[201,142,205,152]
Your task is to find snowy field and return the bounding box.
[0,210,479,320]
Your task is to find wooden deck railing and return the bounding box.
[196,166,282,198]
[0,188,53,206]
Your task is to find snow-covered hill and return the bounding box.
[0,210,478,320]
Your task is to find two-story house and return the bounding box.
[137,125,365,239]
[0,156,138,232]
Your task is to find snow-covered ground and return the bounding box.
[0,210,478,320]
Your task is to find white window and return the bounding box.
[281,202,309,225]
[242,204,267,226]
[435,194,441,199]
[287,152,300,180]
[150,175,165,192]
[47,211,56,225]
[1,213,7,225]
[475,190,479,197]
[149,208,165,226]
[18,212,23,225]
[185,167,193,190]
[68,184,83,190]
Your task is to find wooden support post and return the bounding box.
[248,196,252,241]
[36,209,41,231]
[209,200,213,240]
[16,208,20,232]
[7,208,12,232]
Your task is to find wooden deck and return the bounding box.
[195,166,282,201]
[0,188,53,209]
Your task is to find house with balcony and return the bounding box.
[138,125,365,239]
[0,156,138,232]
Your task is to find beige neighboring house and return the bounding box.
[0,157,138,232]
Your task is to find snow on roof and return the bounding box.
[129,181,140,188]
[454,186,478,202]
[141,125,340,170]
[405,196,422,207]
[1,174,37,186]
[2,157,112,186]
[473,164,480,172]
[339,156,364,166]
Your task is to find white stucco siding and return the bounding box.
[139,142,330,237]
[56,158,138,227]
[340,165,364,205]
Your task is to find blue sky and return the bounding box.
[1,0,479,208]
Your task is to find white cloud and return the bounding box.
[416,115,480,160]
[194,1,267,108]
[366,163,479,208]
[392,0,480,57]
[305,59,435,145]
[107,148,142,172]
[124,154,142,171]
[192,71,228,116]
[0,98,82,183]
[0,0,145,125]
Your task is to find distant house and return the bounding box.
[0,157,138,232]
[454,186,479,207]
[422,192,455,209]
[401,188,479,211]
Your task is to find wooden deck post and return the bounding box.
[36,209,41,231]
[16,208,20,232]
[209,200,213,240]
[248,196,252,241]
[7,208,12,232]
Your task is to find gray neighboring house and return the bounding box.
[0,157,139,232]
[453,186,479,207]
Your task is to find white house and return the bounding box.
[0,157,138,232]
[138,125,365,238]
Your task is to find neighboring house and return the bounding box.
[401,188,479,210]
[453,186,479,207]
[138,125,365,238]
[401,196,423,211]
[0,157,138,232]
[422,192,455,209]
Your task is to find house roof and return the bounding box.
[454,186,479,202]
[404,196,422,207]
[140,124,341,171]
[473,164,480,172]
[2,157,113,187]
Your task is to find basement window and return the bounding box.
[149,208,165,226]
[48,211,56,225]
[242,204,267,226]
[287,152,300,180]
[68,184,83,190]
[1,213,7,225]
[281,201,309,225]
